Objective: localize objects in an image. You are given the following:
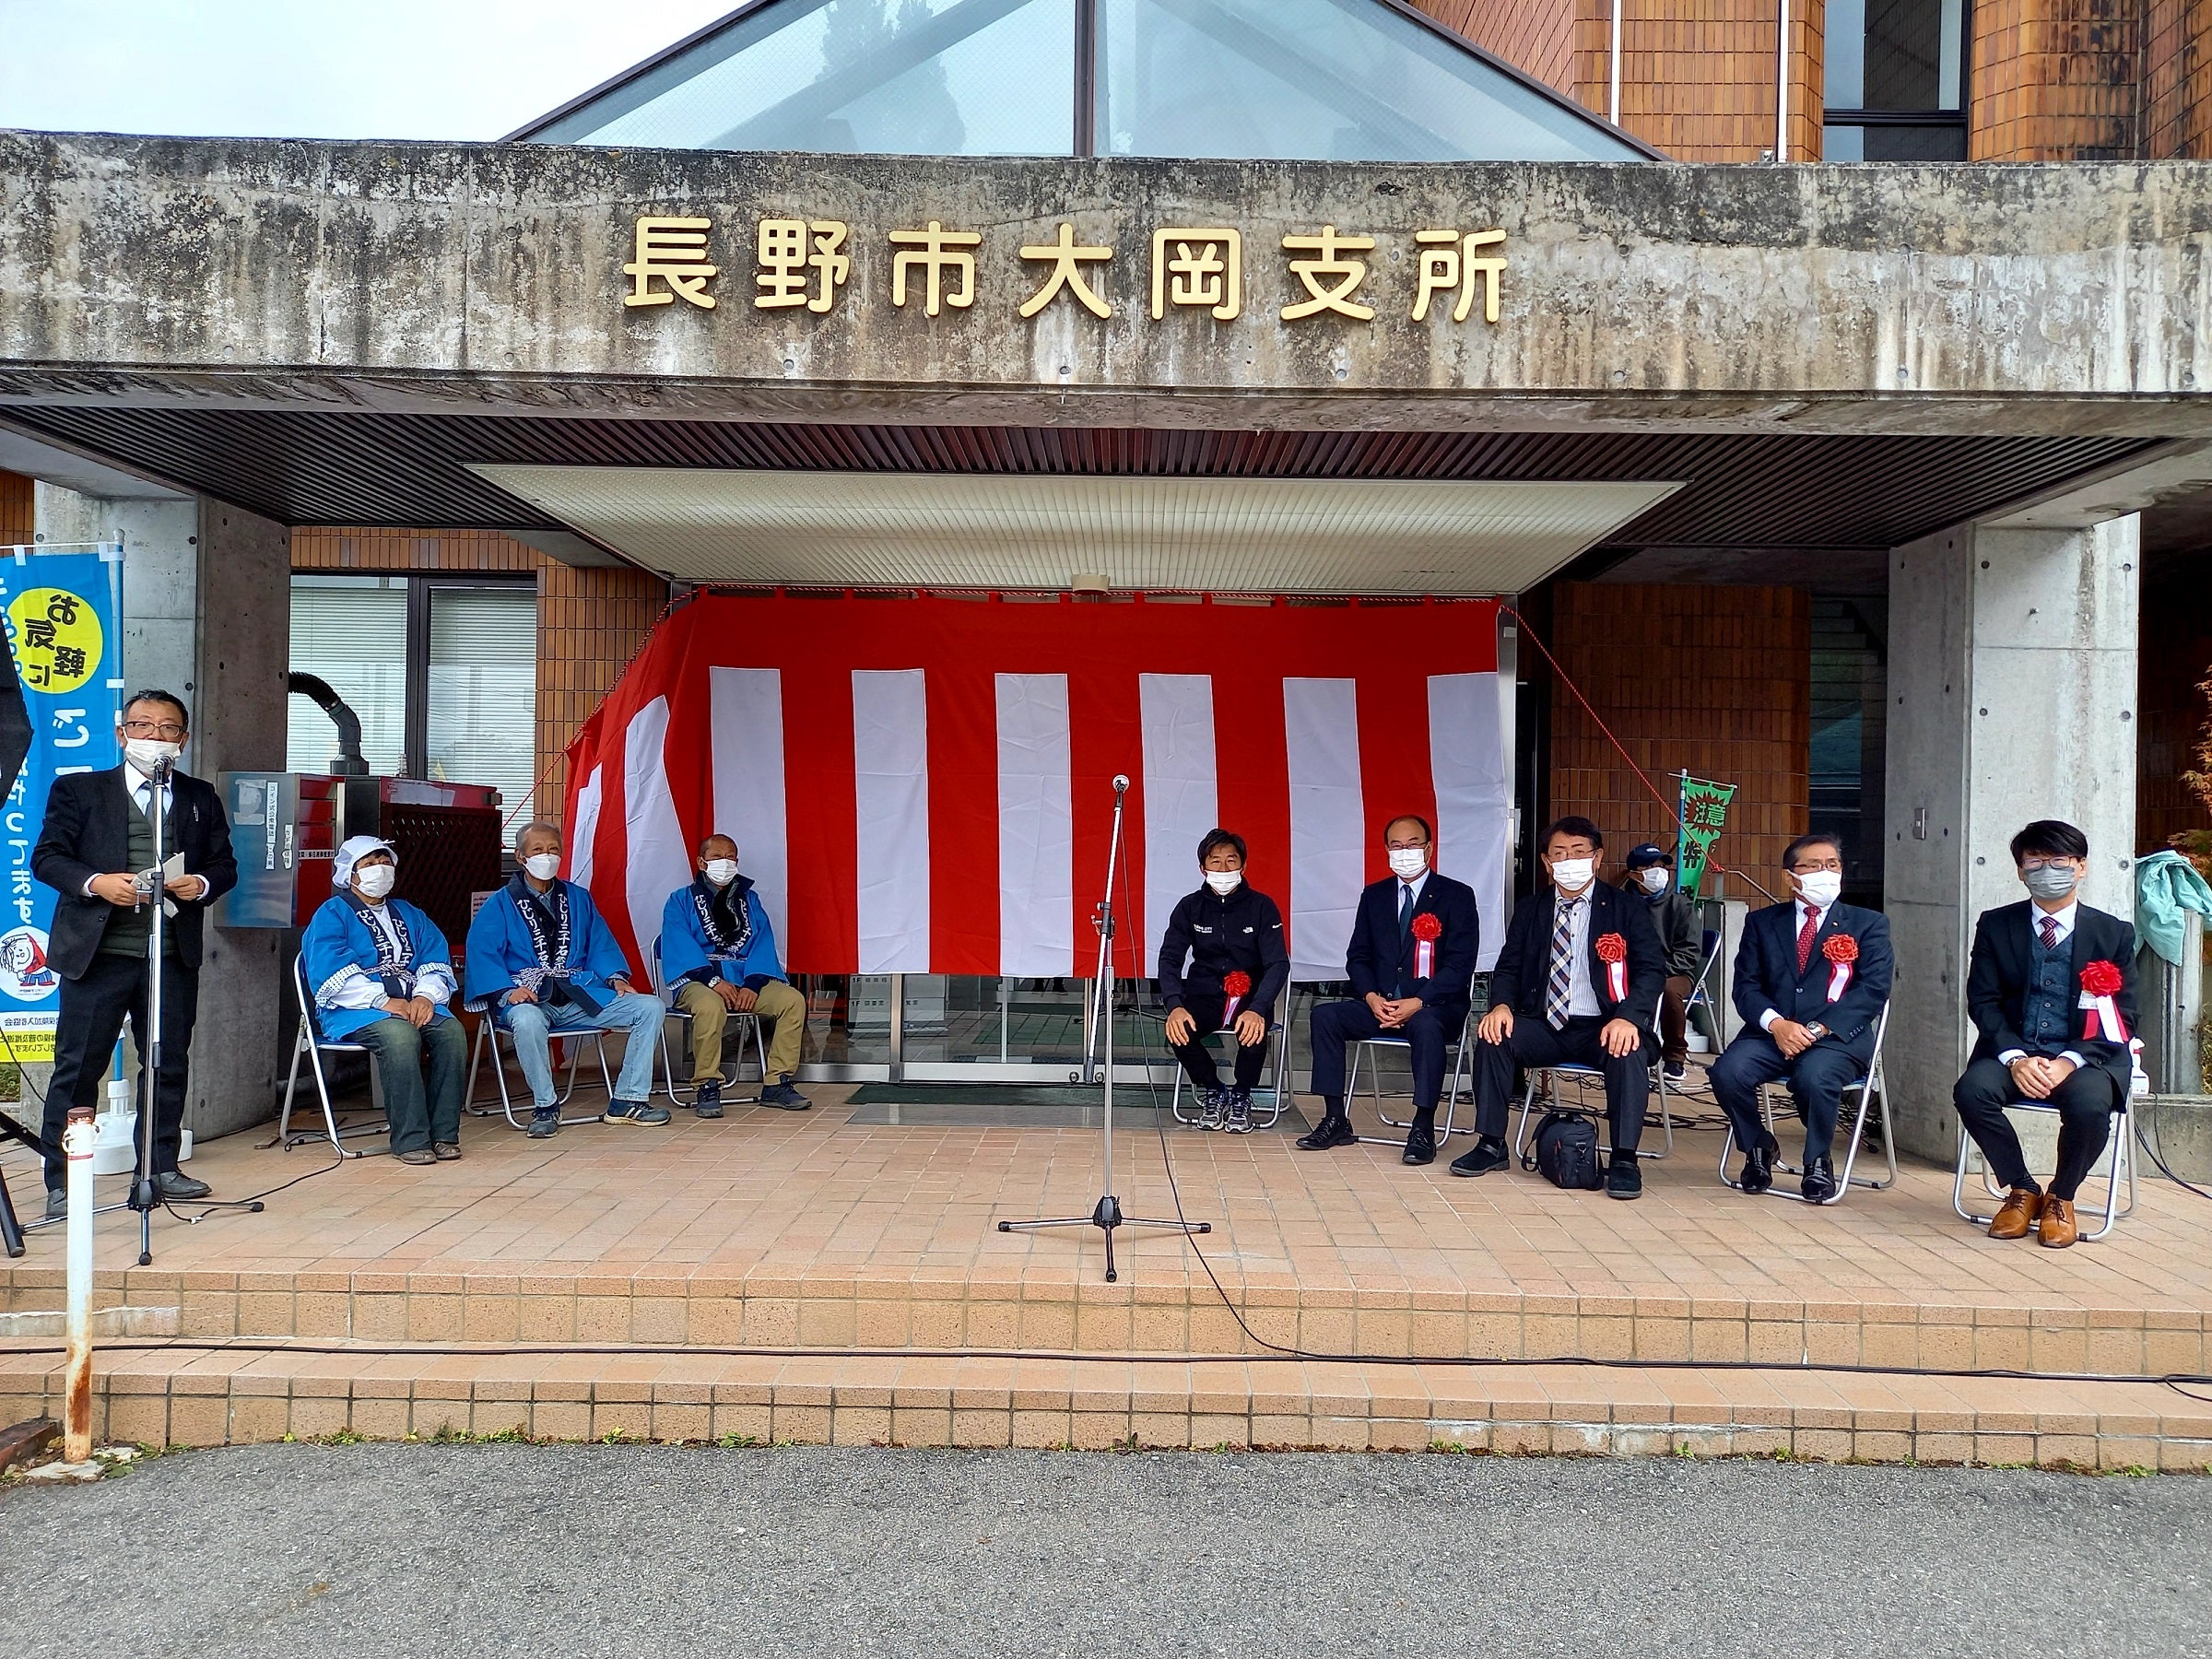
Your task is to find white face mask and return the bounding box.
[523,853,561,882]
[1203,869,1241,895]
[703,858,738,888]
[1637,867,1670,895]
[1387,847,1428,879]
[124,737,182,776]
[1550,856,1596,892]
[353,864,395,901]
[1795,870,1843,908]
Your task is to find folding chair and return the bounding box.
[1166,994,1293,1129]
[1345,1004,1477,1146]
[276,954,390,1156]
[1682,927,1724,1051]
[652,936,768,1107]
[1952,1093,2136,1241]
[1513,1055,1676,1162]
[1717,1004,1898,1203]
[465,1002,615,1130]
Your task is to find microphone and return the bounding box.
[1112,774,1130,794]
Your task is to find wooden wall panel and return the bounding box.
[1547,582,1811,886]
[2139,558,2212,853]
[0,470,31,547]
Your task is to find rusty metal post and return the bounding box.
[63,1103,96,1464]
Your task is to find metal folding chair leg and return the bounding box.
[1513,1064,1668,1162]
[465,1019,614,1129]
[276,1025,389,1157]
[1347,1035,1467,1144]
[1953,1109,2136,1240]
[1167,1018,1291,1127]
[657,1008,770,1106]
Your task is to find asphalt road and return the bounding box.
[5,1443,2208,1657]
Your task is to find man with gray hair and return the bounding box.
[464,820,667,1137]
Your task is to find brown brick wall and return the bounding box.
[292,526,667,825]
[1547,582,1811,885]
[1973,0,2147,159]
[1417,0,1823,161]
[2145,0,2212,156]
[0,470,30,546]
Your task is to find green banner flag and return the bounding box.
[1676,773,1736,898]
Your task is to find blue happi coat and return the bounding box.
[659,874,784,993]
[465,873,633,1013]
[301,892,457,1041]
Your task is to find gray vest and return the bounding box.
[2020,922,2073,1054]
[97,791,176,959]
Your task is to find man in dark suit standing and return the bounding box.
[1296,814,1479,1166]
[1712,831,1893,1202]
[1451,816,1664,1199]
[32,689,236,1217]
[1952,818,2137,1251]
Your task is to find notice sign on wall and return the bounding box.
[0,543,124,1062]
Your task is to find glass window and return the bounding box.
[1827,0,1963,112]
[428,585,539,825]
[288,575,406,777]
[534,0,1077,157]
[1098,0,1643,161]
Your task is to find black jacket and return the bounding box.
[1488,878,1665,1034]
[1343,872,1481,1028]
[1157,881,1288,1017]
[32,766,237,978]
[1621,877,1703,978]
[1731,898,1893,1065]
[1966,900,2138,1095]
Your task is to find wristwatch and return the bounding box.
[1804,1021,1828,1041]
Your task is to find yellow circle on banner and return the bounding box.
[6,586,102,697]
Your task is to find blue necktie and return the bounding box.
[1394,885,1414,997]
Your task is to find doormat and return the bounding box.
[843,1084,1307,1133]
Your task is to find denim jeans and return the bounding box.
[500,991,664,1108]
[354,1013,466,1153]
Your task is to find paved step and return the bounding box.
[6,1343,2209,1469]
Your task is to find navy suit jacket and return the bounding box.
[1487,878,1665,1034]
[1965,900,2137,1095]
[1343,871,1479,1028]
[1731,899,1893,1065]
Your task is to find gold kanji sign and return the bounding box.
[756,218,852,313]
[623,217,718,309]
[1019,222,1112,319]
[889,220,982,316]
[1280,225,1375,321]
[1411,229,1507,324]
[1149,228,1241,321]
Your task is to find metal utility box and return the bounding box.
[215,772,503,948]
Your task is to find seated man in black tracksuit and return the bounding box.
[1158,829,1288,1135]
[1451,815,1665,1199]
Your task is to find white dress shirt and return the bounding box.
[1556,885,1601,1018]
[1997,899,2084,1067]
[1759,897,1833,1032]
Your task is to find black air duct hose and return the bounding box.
[288,671,371,776]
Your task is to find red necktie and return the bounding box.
[2041,915,2059,952]
[1796,906,1818,975]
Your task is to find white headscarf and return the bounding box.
[332,834,397,890]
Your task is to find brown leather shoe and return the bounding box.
[2038,1195,2079,1249]
[1987,1187,2043,1240]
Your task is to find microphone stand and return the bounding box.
[999,777,1208,1283]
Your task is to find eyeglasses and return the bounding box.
[122,720,185,740]
[1383,838,1430,852]
[1789,858,1843,874]
[2020,858,2081,872]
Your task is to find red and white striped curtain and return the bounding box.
[565,594,1511,984]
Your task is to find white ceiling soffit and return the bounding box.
[469,466,1684,594]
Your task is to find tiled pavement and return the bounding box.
[4,1082,2209,1462]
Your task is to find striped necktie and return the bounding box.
[2040,915,2060,953]
[1545,895,1579,1030]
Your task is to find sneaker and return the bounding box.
[1662,1062,1688,1086]
[603,1099,673,1126]
[759,1077,810,1111]
[1222,1089,1253,1135]
[693,1080,724,1119]
[1197,1088,1226,1131]
[1606,1149,1643,1200]
[526,1109,560,1139]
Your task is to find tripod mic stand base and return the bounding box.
[998,1195,1210,1283]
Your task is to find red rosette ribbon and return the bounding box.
[1822,932,1858,1001]
[1222,970,1253,1025]
[1410,912,1442,978]
[1594,931,1629,1002]
[2080,960,2128,1042]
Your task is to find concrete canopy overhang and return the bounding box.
[467,465,1681,591]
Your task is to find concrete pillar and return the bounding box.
[29,485,291,1146]
[1882,515,2141,1160]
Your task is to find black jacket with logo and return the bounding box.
[1157,882,1288,1018]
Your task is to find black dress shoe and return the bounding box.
[1801,1156,1839,1204]
[1606,1150,1642,1200]
[1401,1124,1436,1166]
[1737,1130,1778,1195]
[1295,1115,1357,1151]
[1449,1135,1510,1177]
[154,1170,211,1201]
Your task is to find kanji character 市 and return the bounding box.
[888,221,982,317]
